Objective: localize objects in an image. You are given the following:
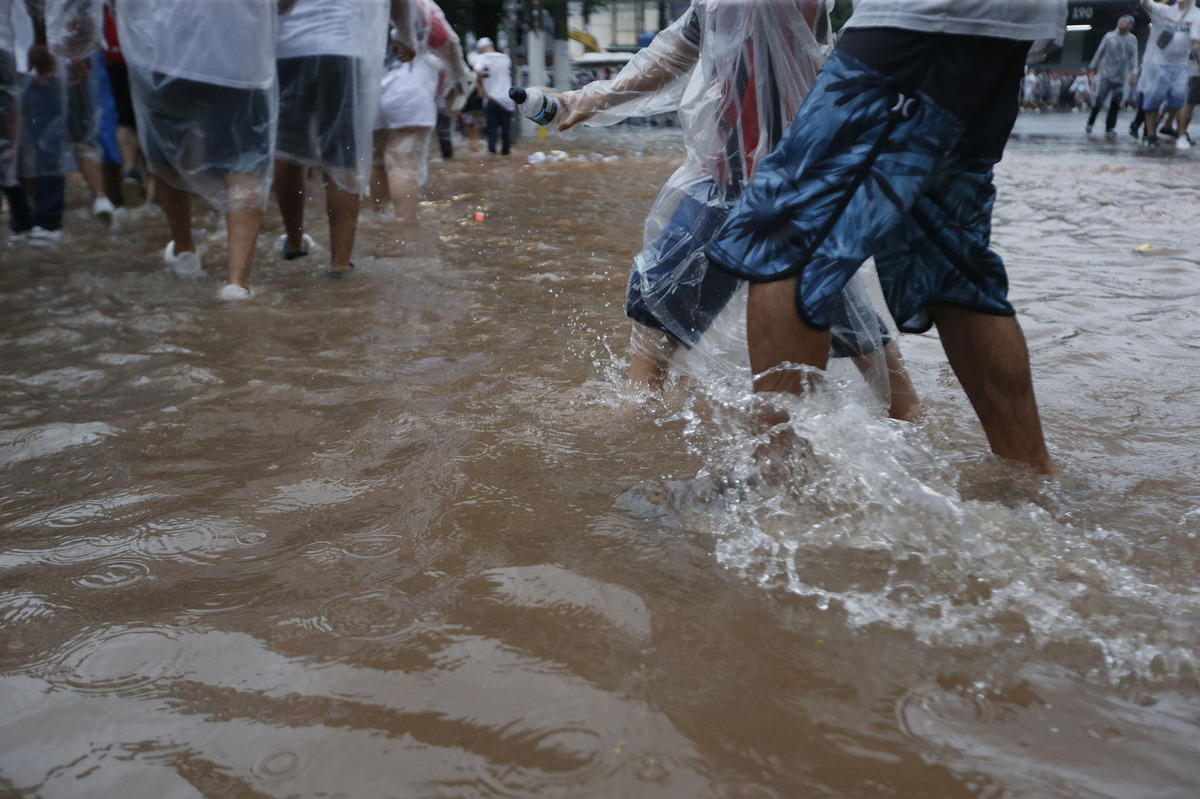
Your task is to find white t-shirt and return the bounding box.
[117,0,278,89]
[474,49,514,110]
[1143,2,1200,69]
[376,52,440,129]
[844,0,1067,42]
[277,0,385,60]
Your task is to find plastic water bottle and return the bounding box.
[509,87,561,126]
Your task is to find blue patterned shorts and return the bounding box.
[628,178,890,357]
[706,48,1017,334]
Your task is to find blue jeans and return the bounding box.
[484,100,512,155]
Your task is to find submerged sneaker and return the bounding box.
[1159,125,1178,139]
[218,283,251,301]
[121,170,147,209]
[1085,123,1093,134]
[275,233,315,260]
[1145,135,1161,148]
[1176,135,1192,149]
[29,226,63,248]
[163,240,205,277]
[92,195,116,227]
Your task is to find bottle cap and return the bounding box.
[509,87,527,104]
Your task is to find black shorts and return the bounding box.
[104,62,136,128]
[1189,75,1200,107]
[131,69,273,177]
[276,55,361,169]
[837,28,1027,161]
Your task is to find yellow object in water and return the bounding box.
[1136,243,1154,252]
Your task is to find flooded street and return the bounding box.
[2,113,1200,797]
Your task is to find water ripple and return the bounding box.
[70,558,153,591]
[40,624,187,699]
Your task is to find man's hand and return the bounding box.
[555,91,603,131]
[27,43,56,83]
[444,72,478,115]
[393,41,416,63]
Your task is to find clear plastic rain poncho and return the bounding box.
[374,0,469,187]
[47,0,102,166]
[1,0,19,186]
[564,0,895,389]
[46,0,102,60]
[7,0,75,181]
[384,0,472,116]
[115,0,280,210]
[275,0,389,194]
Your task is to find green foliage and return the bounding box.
[830,0,853,31]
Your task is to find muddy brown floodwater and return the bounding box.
[2,116,1199,798]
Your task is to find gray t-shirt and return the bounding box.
[843,0,1067,42]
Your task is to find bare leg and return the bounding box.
[116,126,141,172]
[1145,109,1161,139]
[882,341,920,421]
[465,118,481,152]
[387,170,418,222]
[852,340,921,422]
[74,150,105,196]
[156,179,194,253]
[273,160,307,252]
[930,306,1052,473]
[1180,103,1194,139]
[324,172,359,274]
[226,208,264,289]
[746,278,831,393]
[224,173,267,289]
[370,165,388,211]
[627,322,678,392]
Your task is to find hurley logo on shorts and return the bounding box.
[888,92,919,120]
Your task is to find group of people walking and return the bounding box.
[2,0,485,296]
[1083,0,1199,147]
[6,0,1079,475]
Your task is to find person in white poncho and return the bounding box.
[371,0,470,224]
[272,0,388,278]
[554,0,918,419]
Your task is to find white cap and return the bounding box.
[477,37,493,50]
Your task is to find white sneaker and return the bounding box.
[1176,136,1192,149]
[29,227,63,248]
[218,284,252,301]
[275,233,315,260]
[92,196,116,227]
[163,240,205,278]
